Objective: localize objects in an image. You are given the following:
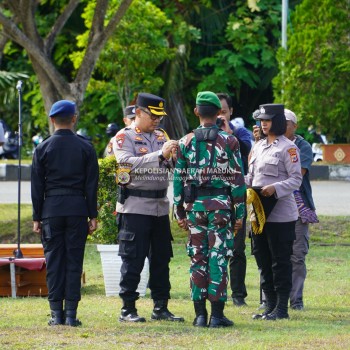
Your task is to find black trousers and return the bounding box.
[41,216,88,304]
[229,217,247,299]
[252,221,296,295]
[118,213,173,302]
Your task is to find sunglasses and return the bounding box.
[139,107,164,121]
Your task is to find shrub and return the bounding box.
[89,156,118,244]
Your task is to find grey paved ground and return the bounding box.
[0,180,349,216]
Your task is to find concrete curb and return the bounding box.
[310,164,350,181]
[1,163,350,182]
[0,164,32,181]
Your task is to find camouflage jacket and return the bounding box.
[173,124,246,220]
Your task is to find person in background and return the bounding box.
[216,93,252,307]
[31,100,99,327]
[174,91,246,327]
[113,93,183,323]
[284,109,319,310]
[0,121,5,146]
[105,105,135,157]
[247,103,302,321]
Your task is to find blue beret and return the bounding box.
[49,100,76,118]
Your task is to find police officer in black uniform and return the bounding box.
[31,100,99,327]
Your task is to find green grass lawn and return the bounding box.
[0,209,349,349]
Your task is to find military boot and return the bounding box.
[208,301,234,328]
[193,300,208,327]
[48,301,64,326]
[119,300,146,322]
[65,310,82,327]
[151,300,184,322]
[64,300,82,327]
[252,291,277,320]
[48,310,64,326]
[263,293,290,321]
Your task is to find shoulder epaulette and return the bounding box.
[156,127,170,140]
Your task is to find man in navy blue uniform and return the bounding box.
[31,100,99,327]
[216,93,252,307]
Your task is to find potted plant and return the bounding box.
[90,156,149,297]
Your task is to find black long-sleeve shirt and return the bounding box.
[31,129,99,221]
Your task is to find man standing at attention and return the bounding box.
[173,91,246,328]
[31,100,99,327]
[113,92,183,323]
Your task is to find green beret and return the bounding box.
[196,91,221,109]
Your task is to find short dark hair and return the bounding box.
[270,113,287,136]
[197,105,220,118]
[53,115,75,125]
[216,92,232,109]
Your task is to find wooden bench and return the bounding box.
[0,244,48,297]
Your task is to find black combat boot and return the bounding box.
[252,291,277,320]
[193,300,208,327]
[65,310,82,327]
[64,300,82,327]
[263,293,290,320]
[48,301,64,326]
[151,300,184,322]
[119,300,146,322]
[208,301,234,328]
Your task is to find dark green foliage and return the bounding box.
[273,0,350,142]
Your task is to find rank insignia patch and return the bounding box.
[135,136,143,141]
[116,134,125,148]
[135,127,142,134]
[288,148,299,163]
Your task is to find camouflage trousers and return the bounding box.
[186,209,234,302]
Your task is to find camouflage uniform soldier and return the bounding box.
[173,91,246,328]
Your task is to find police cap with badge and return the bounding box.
[256,104,284,120]
[136,93,167,116]
[124,105,136,119]
[49,100,76,118]
[255,103,286,134]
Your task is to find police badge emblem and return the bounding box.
[116,162,132,185]
[260,106,265,114]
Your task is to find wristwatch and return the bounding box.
[158,150,166,162]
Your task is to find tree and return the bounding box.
[0,0,133,133]
[189,0,282,122]
[273,0,350,142]
[72,0,175,137]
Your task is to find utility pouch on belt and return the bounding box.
[184,183,197,203]
[117,186,127,204]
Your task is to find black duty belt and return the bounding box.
[127,188,167,199]
[45,189,84,197]
[196,187,230,197]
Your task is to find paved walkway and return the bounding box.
[0,180,349,216]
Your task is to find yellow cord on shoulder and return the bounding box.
[246,188,266,234]
[157,127,170,141]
